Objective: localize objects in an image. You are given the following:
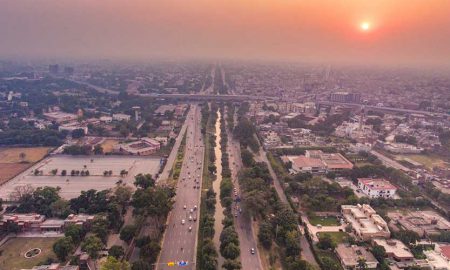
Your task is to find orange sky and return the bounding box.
[1,0,450,67]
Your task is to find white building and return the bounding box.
[341,204,390,241]
[112,113,131,122]
[357,178,397,199]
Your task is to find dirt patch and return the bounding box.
[0,147,52,163]
[0,163,31,185]
[100,139,119,153]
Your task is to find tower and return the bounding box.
[133,106,141,121]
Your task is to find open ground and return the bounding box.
[0,147,52,185]
[0,155,161,200]
[0,237,60,270]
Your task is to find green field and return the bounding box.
[308,215,340,226]
[317,232,349,244]
[0,237,60,270]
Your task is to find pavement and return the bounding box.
[227,125,263,270]
[370,150,411,172]
[157,106,191,183]
[157,104,204,270]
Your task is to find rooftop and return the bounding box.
[358,178,397,190]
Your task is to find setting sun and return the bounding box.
[360,22,371,31]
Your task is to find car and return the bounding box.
[193,216,197,222]
[234,212,238,217]
[181,219,185,225]
[190,208,194,213]
[193,205,197,210]
[251,248,255,254]
[183,205,187,209]
[189,215,192,221]
[189,226,192,232]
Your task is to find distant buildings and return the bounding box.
[49,64,59,74]
[335,244,378,269]
[341,204,390,241]
[357,178,397,199]
[373,239,414,262]
[387,210,450,237]
[379,141,424,154]
[43,111,78,124]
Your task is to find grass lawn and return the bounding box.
[0,147,52,163]
[317,232,349,244]
[397,154,448,170]
[315,249,344,270]
[0,237,60,270]
[308,215,340,226]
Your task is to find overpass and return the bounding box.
[317,101,449,117]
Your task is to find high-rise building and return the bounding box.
[49,64,59,74]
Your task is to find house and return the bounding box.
[357,178,397,198]
[115,137,161,155]
[424,250,450,270]
[283,150,353,174]
[335,244,378,269]
[112,113,131,122]
[341,204,390,241]
[373,239,414,262]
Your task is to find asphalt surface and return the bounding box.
[157,105,204,270]
[227,125,263,270]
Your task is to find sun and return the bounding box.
[360,22,371,31]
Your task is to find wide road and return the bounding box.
[226,120,263,270]
[157,104,204,270]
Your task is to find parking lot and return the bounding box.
[0,155,161,200]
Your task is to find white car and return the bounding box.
[190,208,194,213]
[189,215,192,221]
[183,205,187,209]
[181,219,185,225]
[251,248,255,254]
[193,205,197,210]
[188,226,192,232]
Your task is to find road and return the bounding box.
[157,104,204,270]
[370,150,411,172]
[227,123,263,270]
[157,106,191,183]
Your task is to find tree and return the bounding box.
[222,259,242,270]
[91,216,109,243]
[50,198,71,218]
[372,245,386,263]
[71,128,85,139]
[100,256,131,270]
[93,144,103,155]
[357,258,368,269]
[61,170,67,176]
[19,152,26,162]
[114,185,132,210]
[120,225,138,244]
[108,245,125,259]
[222,242,240,259]
[140,241,161,263]
[65,224,84,245]
[320,256,340,270]
[131,260,151,270]
[53,237,75,261]
[258,221,273,249]
[241,149,255,167]
[317,233,336,250]
[134,174,155,189]
[81,235,103,259]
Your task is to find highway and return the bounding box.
[157,104,204,270]
[226,121,263,270]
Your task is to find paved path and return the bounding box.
[227,115,263,270]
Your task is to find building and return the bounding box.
[341,204,390,240]
[49,64,59,74]
[335,244,378,269]
[115,137,161,155]
[387,210,450,237]
[63,66,74,76]
[43,111,78,124]
[381,142,424,154]
[424,250,450,270]
[284,150,353,174]
[26,264,79,270]
[64,214,95,229]
[58,122,88,135]
[330,92,361,103]
[0,213,45,232]
[112,113,131,122]
[357,178,397,198]
[373,239,414,262]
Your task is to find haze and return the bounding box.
[1,0,450,67]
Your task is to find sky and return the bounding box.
[1,0,450,67]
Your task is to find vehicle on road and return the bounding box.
[189,226,192,232]
[251,248,255,254]
[181,219,185,225]
[189,215,192,221]
[183,205,187,209]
